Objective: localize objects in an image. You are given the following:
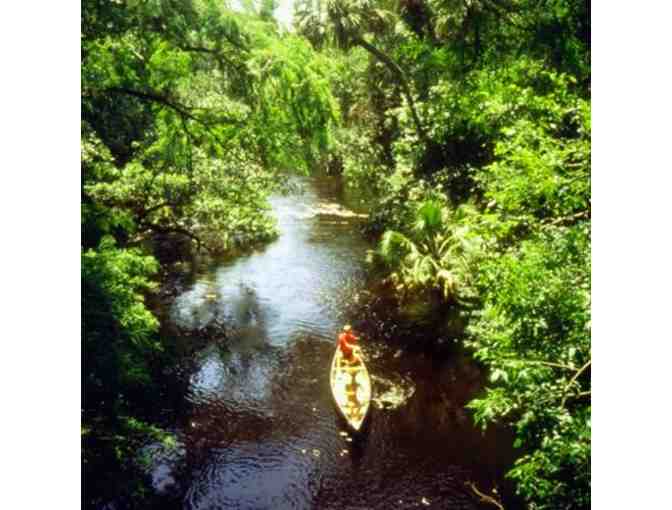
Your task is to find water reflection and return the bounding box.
[185,441,323,510]
[154,176,518,509]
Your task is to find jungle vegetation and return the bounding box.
[82,0,339,504]
[82,1,590,508]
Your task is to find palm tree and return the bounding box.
[376,200,480,303]
[295,0,429,145]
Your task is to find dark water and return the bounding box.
[145,176,518,509]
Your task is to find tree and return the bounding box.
[373,200,481,305]
[321,1,591,507]
[296,0,429,144]
[82,1,340,505]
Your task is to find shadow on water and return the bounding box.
[135,175,521,510]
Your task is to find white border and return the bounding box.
[1,3,81,508]
[593,1,672,508]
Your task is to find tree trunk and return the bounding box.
[352,35,429,145]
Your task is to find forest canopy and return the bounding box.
[82,1,590,508]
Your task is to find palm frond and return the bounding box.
[379,230,412,264]
[413,200,445,234]
[376,201,478,304]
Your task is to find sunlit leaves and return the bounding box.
[147,40,192,91]
[373,200,481,304]
[83,5,333,502]
[338,10,590,508]
[249,34,340,172]
[466,225,590,509]
[82,235,160,363]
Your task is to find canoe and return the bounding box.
[330,346,372,432]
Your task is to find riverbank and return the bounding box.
[87,175,520,510]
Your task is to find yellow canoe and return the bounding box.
[330,347,372,432]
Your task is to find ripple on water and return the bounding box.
[370,373,416,411]
[160,176,517,510]
[184,440,324,510]
[187,344,279,417]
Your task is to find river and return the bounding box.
[142,175,519,509]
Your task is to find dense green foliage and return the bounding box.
[82,1,339,505]
[370,199,481,305]
[83,1,589,508]
[468,224,590,509]
[294,1,590,508]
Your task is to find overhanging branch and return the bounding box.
[102,87,240,147]
[140,221,211,254]
[352,35,429,144]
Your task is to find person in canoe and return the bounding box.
[338,324,360,362]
